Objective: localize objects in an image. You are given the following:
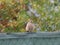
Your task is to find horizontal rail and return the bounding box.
[0,32,60,39]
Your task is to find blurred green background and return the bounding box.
[0,0,60,32]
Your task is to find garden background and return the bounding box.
[0,0,60,32]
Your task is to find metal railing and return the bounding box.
[0,32,60,45]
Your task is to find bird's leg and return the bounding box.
[26,31,30,32]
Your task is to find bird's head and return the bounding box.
[28,19,33,23]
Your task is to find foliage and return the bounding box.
[0,0,60,32]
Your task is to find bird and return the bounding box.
[26,19,35,32]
